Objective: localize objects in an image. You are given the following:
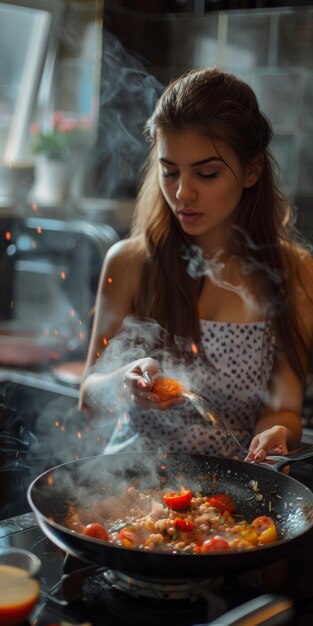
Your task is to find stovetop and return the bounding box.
[1,512,313,626]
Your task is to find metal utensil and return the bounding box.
[143,373,312,464]
[182,390,250,454]
[182,390,313,466]
[142,372,249,453]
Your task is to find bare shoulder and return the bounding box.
[103,237,144,269]
[99,237,144,300]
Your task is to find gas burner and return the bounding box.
[103,569,225,600]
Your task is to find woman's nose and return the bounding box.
[175,177,196,201]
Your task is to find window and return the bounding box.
[0,0,63,163]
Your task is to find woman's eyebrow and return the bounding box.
[159,156,222,167]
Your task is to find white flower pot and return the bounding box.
[31,155,72,207]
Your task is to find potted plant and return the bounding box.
[30,112,92,207]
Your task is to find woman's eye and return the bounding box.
[162,169,178,178]
[198,172,218,180]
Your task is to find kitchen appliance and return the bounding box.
[0,215,118,368]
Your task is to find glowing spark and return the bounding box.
[47,475,54,486]
[5,230,12,241]
[102,337,108,347]
[77,431,82,439]
[36,226,42,234]
[55,421,60,427]
[96,351,100,358]
[70,308,75,317]
[60,271,66,280]
[61,425,65,432]
[191,342,198,355]
[107,276,113,284]
[118,418,122,430]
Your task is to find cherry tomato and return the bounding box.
[208,493,236,514]
[251,516,278,545]
[118,527,142,548]
[198,536,230,552]
[236,524,258,546]
[257,524,279,544]
[174,518,194,531]
[83,523,109,541]
[252,515,275,532]
[163,488,192,511]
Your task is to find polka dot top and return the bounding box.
[104,320,275,457]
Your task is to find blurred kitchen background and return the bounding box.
[0,0,312,518]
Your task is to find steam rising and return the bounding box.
[95,29,164,198]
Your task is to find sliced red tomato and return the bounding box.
[198,536,230,552]
[174,518,194,531]
[82,522,109,541]
[163,488,192,511]
[252,515,275,532]
[251,516,278,545]
[208,493,236,514]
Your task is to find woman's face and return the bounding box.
[157,129,255,252]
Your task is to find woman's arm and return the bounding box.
[79,238,143,411]
[246,352,303,462]
[247,252,313,462]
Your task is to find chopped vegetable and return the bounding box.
[82,523,109,541]
[197,537,230,552]
[252,516,278,544]
[174,518,194,531]
[163,487,192,511]
[208,493,236,514]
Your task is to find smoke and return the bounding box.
[95,29,164,198]
[181,243,263,316]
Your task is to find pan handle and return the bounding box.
[263,443,313,472]
[194,593,294,626]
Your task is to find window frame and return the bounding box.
[1,0,64,163]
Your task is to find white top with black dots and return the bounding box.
[104,320,275,457]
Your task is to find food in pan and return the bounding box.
[64,485,279,553]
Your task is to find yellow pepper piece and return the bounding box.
[258,523,279,544]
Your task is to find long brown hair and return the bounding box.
[131,67,311,379]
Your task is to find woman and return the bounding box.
[80,67,313,463]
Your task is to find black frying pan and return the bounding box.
[27,450,313,579]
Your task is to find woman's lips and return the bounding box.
[177,210,204,224]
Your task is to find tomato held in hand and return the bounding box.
[82,523,109,541]
[208,493,236,514]
[163,487,192,511]
[152,377,184,402]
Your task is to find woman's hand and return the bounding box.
[123,357,185,410]
[244,425,289,463]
